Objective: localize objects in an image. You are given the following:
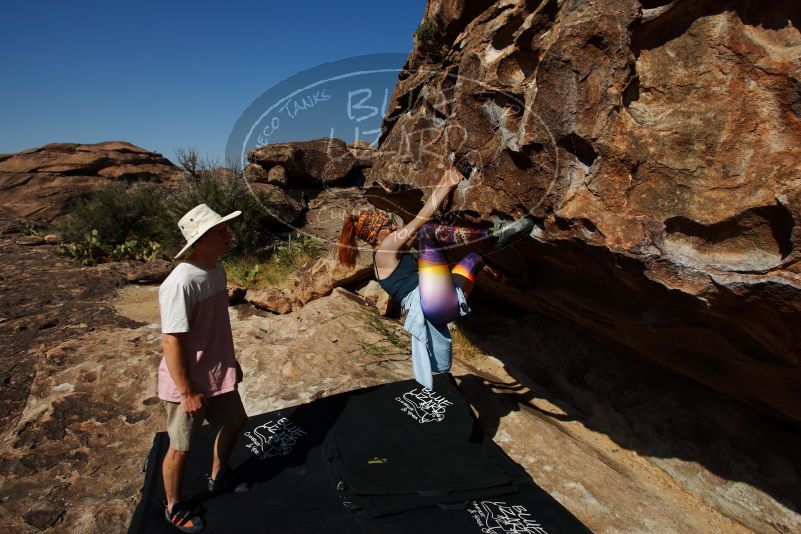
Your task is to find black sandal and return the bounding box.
[164,501,204,533]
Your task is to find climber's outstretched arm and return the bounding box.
[377,168,463,255]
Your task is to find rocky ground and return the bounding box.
[0,214,799,533]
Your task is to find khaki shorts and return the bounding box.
[163,390,248,452]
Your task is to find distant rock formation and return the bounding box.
[248,138,360,186]
[368,0,801,423]
[0,142,183,223]
[0,137,380,248]
[245,139,379,242]
[303,186,376,244]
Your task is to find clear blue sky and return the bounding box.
[0,0,426,163]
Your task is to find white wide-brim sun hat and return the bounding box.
[174,203,241,258]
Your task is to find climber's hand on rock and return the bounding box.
[441,168,464,189]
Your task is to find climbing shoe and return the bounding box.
[164,501,204,533]
[492,215,536,248]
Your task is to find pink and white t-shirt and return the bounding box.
[157,261,238,402]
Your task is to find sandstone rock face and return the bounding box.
[370,0,801,423]
[244,162,269,183]
[347,140,378,168]
[302,186,377,244]
[242,139,379,242]
[266,164,289,187]
[355,279,394,316]
[248,138,359,186]
[14,235,46,246]
[0,209,138,439]
[248,182,305,226]
[0,142,183,223]
[453,303,801,534]
[3,266,799,533]
[289,249,374,306]
[123,259,174,284]
[246,287,296,314]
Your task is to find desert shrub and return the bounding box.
[59,231,161,265]
[6,220,45,236]
[164,148,281,257]
[223,233,323,289]
[58,148,290,263]
[224,256,263,288]
[59,229,106,265]
[58,183,173,264]
[271,233,322,268]
[110,238,162,262]
[414,19,442,53]
[21,222,42,236]
[59,183,169,247]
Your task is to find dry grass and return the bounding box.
[223,235,323,290]
[451,323,487,364]
[357,307,410,356]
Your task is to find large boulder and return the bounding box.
[0,142,183,223]
[248,138,359,186]
[246,287,296,314]
[300,186,377,245]
[248,182,305,227]
[123,259,174,284]
[289,248,374,306]
[244,162,269,183]
[266,165,289,187]
[369,1,801,423]
[355,279,394,316]
[347,140,378,168]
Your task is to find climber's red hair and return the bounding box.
[338,210,393,266]
[337,214,358,266]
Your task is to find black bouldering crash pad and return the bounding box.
[128,375,592,533]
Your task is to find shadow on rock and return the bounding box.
[454,292,801,519]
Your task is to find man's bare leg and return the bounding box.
[162,447,189,509]
[211,418,246,480]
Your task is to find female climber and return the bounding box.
[336,162,534,389]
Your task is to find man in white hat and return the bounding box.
[157,204,248,532]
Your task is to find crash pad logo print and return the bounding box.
[395,387,453,423]
[244,417,307,459]
[467,501,550,534]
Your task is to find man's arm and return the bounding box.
[162,333,204,415]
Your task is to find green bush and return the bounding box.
[164,148,282,257]
[58,184,173,264]
[59,229,106,265]
[57,148,289,263]
[110,239,162,262]
[415,19,442,53]
[223,256,263,288]
[223,233,323,289]
[59,183,170,248]
[22,222,41,236]
[271,234,322,267]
